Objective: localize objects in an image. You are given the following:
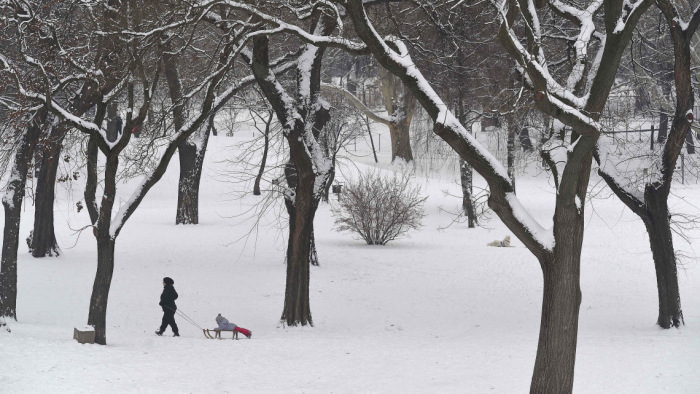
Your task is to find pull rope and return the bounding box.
[164,306,204,330]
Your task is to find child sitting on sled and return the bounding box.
[215,313,252,338]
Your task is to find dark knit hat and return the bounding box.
[163,277,174,285]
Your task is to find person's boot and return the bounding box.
[173,332,180,337]
[155,330,163,336]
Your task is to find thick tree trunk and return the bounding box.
[176,125,212,224]
[644,190,683,328]
[176,142,202,224]
[163,48,211,225]
[87,153,119,345]
[379,67,415,163]
[388,122,414,163]
[87,238,115,345]
[31,124,68,257]
[531,191,585,394]
[281,175,318,325]
[459,159,477,228]
[0,112,46,319]
[531,254,582,394]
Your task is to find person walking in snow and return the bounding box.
[156,277,179,337]
[215,313,252,338]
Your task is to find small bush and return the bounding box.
[332,171,426,245]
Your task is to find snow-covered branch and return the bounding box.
[320,83,394,125]
[346,0,553,258]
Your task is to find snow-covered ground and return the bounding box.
[1,129,699,393]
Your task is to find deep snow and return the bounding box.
[1,128,699,393]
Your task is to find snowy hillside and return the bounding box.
[1,129,699,393]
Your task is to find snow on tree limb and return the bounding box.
[345,0,553,256]
[320,83,395,125]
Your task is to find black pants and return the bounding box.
[159,308,179,335]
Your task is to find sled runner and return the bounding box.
[203,328,239,340]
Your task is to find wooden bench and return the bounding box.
[203,328,238,340]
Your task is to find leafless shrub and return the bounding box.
[332,171,426,245]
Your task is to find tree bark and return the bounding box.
[379,67,415,163]
[459,159,477,228]
[176,130,211,224]
[31,123,68,257]
[531,254,582,393]
[84,136,100,224]
[0,111,46,319]
[644,189,683,328]
[87,237,115,345]
[253,112,272,196]
[163,49,211,225]
[507,122,516,192]
[87,152,119,345]
[528,136,591,393]
[176,142,200,224]
[281,168,318,325]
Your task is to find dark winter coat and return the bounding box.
[159,284,178,311]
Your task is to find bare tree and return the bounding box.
[595,1,700,328]
[332,171,426,245]
[245,9,338,325]
[342,0,652,392]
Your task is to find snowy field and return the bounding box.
[1,128,699,393]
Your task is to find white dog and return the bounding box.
[487,235,511,247]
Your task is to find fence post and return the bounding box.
[650,125,655,151]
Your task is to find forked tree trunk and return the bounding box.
[164,49,211,225]
[0,113,45,318]
[87,151,119,345]
[31,124,67,257]
[176,127,212,224]
[250,29,333,326]
[644,189,683,328]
